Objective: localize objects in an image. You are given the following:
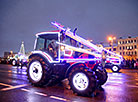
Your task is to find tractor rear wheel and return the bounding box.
[96,69,108,86]
[69,67,96,96]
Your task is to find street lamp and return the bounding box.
[108,36,116,51]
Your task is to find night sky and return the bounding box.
[0,0,138,57]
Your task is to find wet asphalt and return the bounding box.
[0,64,138,102]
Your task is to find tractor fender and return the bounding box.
[29,52,51,64]
[65,62,87,78]
[93,63,104,72]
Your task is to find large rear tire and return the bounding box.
[27,56,51,86]
[96,69,108,86]
[68,67,96,96]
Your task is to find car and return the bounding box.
[11,53,28,67]
[0,57,8,64]
[26,22,109,96]
[105,56,123,72]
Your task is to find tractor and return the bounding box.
[27,22,113,96]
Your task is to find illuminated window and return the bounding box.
[120,47,121,50]
[113,48,116,51]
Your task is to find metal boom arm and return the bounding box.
[51,22,123,60]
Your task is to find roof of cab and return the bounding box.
[36,30,60,37]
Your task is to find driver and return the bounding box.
[48,40,57,58]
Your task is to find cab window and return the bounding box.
[35,37,45,50]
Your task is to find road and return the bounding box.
[0,64,138,102]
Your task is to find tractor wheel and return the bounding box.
[111,65,120,72]
[68,67,96,96]
[27,56,51,86]
[12,59,16,66]
[96,69,108,86]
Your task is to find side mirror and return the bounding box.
[73,28,77,36]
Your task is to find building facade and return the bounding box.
[117,37,138,60]
[105,46,118,54]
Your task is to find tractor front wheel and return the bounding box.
[27,56,51,86]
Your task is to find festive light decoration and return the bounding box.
[56,42,101,58]
[32,22,123,66]
[51,21,123,61]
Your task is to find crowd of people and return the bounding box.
[124,58,138,68]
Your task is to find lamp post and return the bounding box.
[108,36,116,52]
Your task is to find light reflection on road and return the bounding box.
[1,64,138,102]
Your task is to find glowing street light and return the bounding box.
[108,36,116,51]
[108,37,112,41]
[108,36,116,42]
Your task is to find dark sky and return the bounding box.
[0,0,138,57]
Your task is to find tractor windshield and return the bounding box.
[35,33,59,59]
[35,37,45,50]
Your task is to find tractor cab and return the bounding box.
[34,32,60,61]
[34,30,100,63]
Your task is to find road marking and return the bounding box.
[21,88,48,96]
[34,92,48,96]
[50,95,69,101]
[0,83,12,87]
[21,88,69,101]
[1,84,29,91]
[21,88,31,92]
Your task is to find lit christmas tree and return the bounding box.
[19,41,25,55]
